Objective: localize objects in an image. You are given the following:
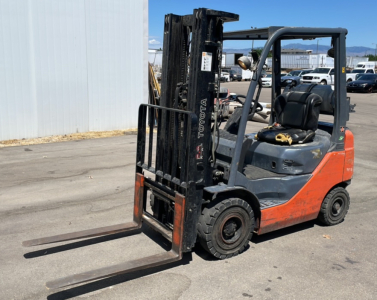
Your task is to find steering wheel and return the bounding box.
[234,95,263,113]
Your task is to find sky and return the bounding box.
[148,0,377,51]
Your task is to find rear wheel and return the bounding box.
[318,187,350,226]
[197,198,254,259]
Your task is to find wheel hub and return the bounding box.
[332,199,343,216]
[223,220,237,237]
[220,214,244,245]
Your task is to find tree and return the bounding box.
[249,47,272,58]
[366,54,377,61]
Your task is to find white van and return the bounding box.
[356,62,377,69]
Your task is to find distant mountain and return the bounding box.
[346,46,375,56]
[223,44,375,57]
[283,43,375,56]
[281,43,330,54]
[223,48,250,55]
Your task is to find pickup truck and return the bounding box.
[346,68,375,82]
[302,67,334,85]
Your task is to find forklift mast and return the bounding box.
[136,8,238,250]
[160,8,238,183]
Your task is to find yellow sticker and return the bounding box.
[342,67,345,73]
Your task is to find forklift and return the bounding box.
[23,8,354,289]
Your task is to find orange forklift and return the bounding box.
[23,8,354,289]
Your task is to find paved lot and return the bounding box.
[1,84,377,299]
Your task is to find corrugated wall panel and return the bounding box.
[0,0,37,140]
[32,0,89,136]
[85,0,145,131]
[0,0,148,141]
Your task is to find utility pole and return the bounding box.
[373,43,377,58]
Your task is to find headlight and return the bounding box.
[314,77,320,79]
[361,83,368,87]
[237,56,251,70]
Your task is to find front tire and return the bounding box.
[318,187,350,226]
[320,80,327,85]
[197,198,254,259]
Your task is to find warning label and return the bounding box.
[201,52,212,72]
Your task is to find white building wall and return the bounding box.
[0,0,148,141]
[0,1,37,140]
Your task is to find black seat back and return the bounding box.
[256,91,323,145]
[275,91,322,131]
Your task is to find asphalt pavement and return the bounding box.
[1,85,377,299]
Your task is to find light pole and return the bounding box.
[250,26,256,51]
[373,43,377,58]
[316,39,322,54]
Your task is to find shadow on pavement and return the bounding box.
[252,220,316,244]
[46,253,192,300]
[23,224,192,299]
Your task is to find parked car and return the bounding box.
[215,73,229,82]
[281,69,313,87]
[289,69,313,77]
[223,69,242,81]
[261,73,287,87]
[221,72,230,82]
[261,74,272,87]
[346,68,375,82]
[233,73,242,81]
[347,74,377,93]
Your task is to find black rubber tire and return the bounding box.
[320,80,327,85]
[197,198,254,259]
[318,187,350,226]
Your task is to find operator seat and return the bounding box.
[256,91,322,145]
